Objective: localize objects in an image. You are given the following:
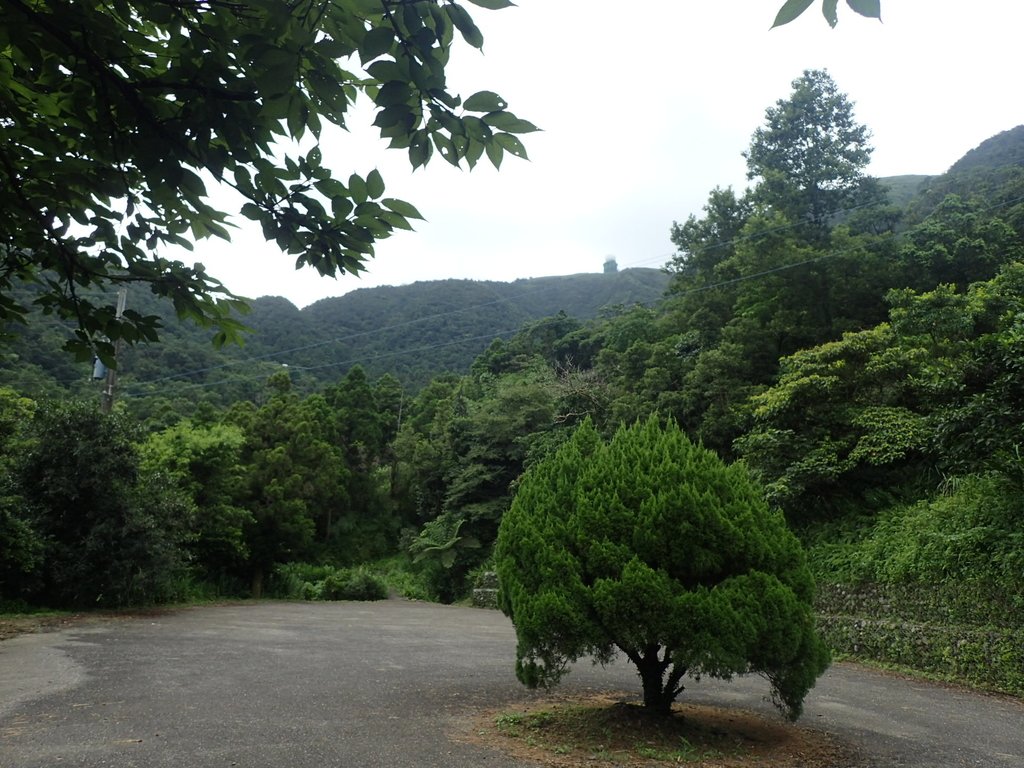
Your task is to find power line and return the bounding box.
[128,197,901,388]
[20,189,1024,396]
[128,275,592,387]
[119,326,525,397]
[109,190,1024,397]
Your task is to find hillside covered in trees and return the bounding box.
[2,70,1023,695]
[0,267,668,423]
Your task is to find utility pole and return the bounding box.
[100,288,128,414]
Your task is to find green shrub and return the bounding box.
[805,472,1024,606]
[273,562,336,589]
[270,563,387,602]
[13,402,195,608]
[807,472,1024,696]
[318,568,388,601]
[866,474,1024,591]
[269,563,317,599]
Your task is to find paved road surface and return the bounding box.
[1,601,1021,767]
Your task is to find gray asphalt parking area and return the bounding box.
[1,600,1022,767]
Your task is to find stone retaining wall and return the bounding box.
[471,570,499,609]
[816,582,1024,696]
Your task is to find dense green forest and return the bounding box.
[2,72,1023,693]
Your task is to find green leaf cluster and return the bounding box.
[772,0,882,28]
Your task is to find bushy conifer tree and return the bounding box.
[495,416,829,718]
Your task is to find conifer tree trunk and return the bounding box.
[640,667,671,713]
[630,645,683,714]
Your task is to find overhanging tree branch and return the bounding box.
[0,0,536,359]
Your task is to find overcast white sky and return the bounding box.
[190,1,1024,308]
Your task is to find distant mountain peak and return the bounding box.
[948,125,1024,175]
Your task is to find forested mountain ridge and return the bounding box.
[305,267,669,329]
[905,123,1024,232]
[948,125,1024,174]
[295,269,669,382]
[0,267,669,417]
[878,175,930,208]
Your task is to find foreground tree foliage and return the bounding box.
[495,417,830,718]
[0,0,532,360]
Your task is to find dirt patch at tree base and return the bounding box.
[457,692,859,768]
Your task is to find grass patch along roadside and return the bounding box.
[460,692,856,767]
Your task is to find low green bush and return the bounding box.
[864,474,1024,591]
[805,473,1024,608]
[269,563,387,601]
[318,568,388,601]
